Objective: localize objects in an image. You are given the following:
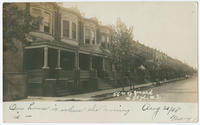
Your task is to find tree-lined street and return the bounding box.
[106,75,198,102]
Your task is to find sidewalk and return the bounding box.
[20,82,154,101]
[19,78,184,101]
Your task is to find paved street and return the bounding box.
[106,75,198,102]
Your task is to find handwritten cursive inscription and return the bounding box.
[142,103,161,119]
[27,102,50,110]
[5,102,197,122]
[9,104,24,111]
[141,103,188,121]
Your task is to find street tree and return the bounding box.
[3,3,42,52]
[102,18,134,89]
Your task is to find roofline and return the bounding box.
[60,7,82,19]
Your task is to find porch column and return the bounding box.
[56,49,61,69]
[112,63,116,71]
[42,46,49,69]
[89,55,93,71]
[83,25,85,44]
[90,30,92,45]
[102,57,106,71]
[69,21,72,39]
[95,29,97,44]
[128,63,131,72]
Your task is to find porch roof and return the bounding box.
[25,40,111,57]
[25,40,78,52]
[79,45,110,57]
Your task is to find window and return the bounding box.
[43,12,50,33]
[31,8,41,30]
[91,30,95,44]
[30,8,52,34]
[63,20,70,38]
[107,36,109,42]
[72,23,76,40]
[31,8,41,17]
[85,29,90,44]
[102,35,105,42]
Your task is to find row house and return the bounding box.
[5,3,118,97]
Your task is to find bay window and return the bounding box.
[30,7,52,34]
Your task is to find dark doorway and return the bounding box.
[92,56,103,77]
[48,48,57,78]
[60,51,75,71]
[79,53,90,70]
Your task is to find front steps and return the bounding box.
[55,79,74,96]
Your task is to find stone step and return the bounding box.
[56,87,70,90]
[55,87,73,96]
[97,78,113,90]
[56,92,72,96]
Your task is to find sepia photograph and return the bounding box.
[2,1,199,123]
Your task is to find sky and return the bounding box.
[63,2,198,68]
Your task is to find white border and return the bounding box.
[0,0,199,125]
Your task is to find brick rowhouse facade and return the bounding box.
[3,3,119,99]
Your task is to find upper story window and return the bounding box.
[85,28,90,44]
[30,7,52,34]
[31,8,41,30]
[63,20,70,38]
[91,30,95,44]
[43,12,50,33]
[61,13,78,41]
[72,22,76,40]
[84,27,96,45]
[107,36,109,43]
[102,35,106,42]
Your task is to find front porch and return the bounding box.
[24,44,116,96]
